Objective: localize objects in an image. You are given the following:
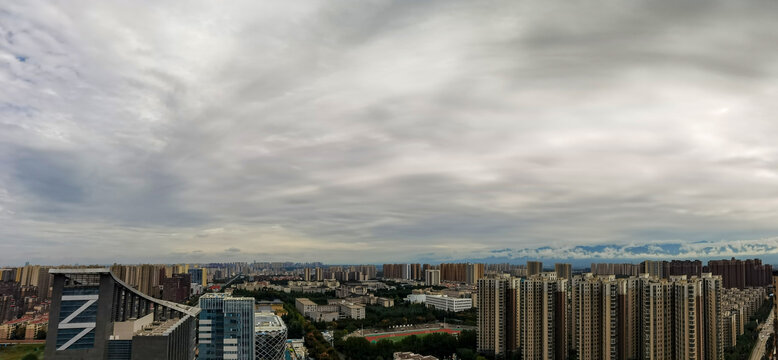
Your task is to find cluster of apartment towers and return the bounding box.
[476,259,771,360]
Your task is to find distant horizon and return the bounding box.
[3,254,777,269]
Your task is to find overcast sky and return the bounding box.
[2,0,778,266]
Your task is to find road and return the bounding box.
[749,308,774,360]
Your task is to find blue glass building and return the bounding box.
[199,293,255,360]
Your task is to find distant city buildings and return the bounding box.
[706,258,772,289]
[589,258,772,290]
[554,263,572,280]
[526,261,543,276]
[385,263,485,284]
[188,268,208,288]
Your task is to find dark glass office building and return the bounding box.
[45,268,200,360]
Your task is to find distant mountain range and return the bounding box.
[411,237,778,267]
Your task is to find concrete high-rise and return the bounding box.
[617,277,642,360]
[527,261,543,276]
[554,263,572,280]
[571,274,618,360]
[162,273,191,303]
[425,269,441,286]
[110,264,165,298]
[477,275,520,358]
[440,263,467,282]
[199,293,255,360]
[700,273,723,360]
[521,272,567,360]
[466,263,485,285]
[640,260,664,279]
[641,276,673,359]
[705,258,772,289]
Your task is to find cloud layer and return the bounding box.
[2,1,778,265]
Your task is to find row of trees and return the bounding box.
[335,329,483,360]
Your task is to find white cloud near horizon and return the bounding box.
[2,0,778,265]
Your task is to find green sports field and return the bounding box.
[365,328,461,343]
[0,344,45,360]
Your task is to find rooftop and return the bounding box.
[254,311,286,333]
[296,298,317,306]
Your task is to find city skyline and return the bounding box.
[3,1,778,265]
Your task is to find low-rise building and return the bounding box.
[309,311,340,322]
[286,339,307,360]
[340,302,366,319]
[394,352,439,360]
[295,298,318,315]
[424,295,472,312]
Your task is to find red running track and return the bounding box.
[365,328,461,343]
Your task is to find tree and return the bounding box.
[35,329,47,340]
[22,354,38,360]
[11,325,26,340]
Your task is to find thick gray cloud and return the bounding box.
[1,0,778,265]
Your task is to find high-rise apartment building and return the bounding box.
[637,274,723,360]
[527,261,543,276]
[590,263,640,277]
[162,273,191,303]
[665,260,702,278]
[466,263,485,285]
[440,263,467,283]
[45,268,199,360]
[15,265,52,299]
[773,271,778,352]
[617,277,642,360]
[425,269,440,286]
[0,295,14,323]
[315,267,323,281]
[641,276,673,359]
[383,264,417,280]
[188,268,207,288]
[477,271,726,360]
[477,275,520,358]
[700,273,724,360]
[706,258,772,289]
[554,263,572,280]
[199,293,255,360]
[521,273,567,360]
[571,274,618,360]
[110,264,166,298]
[640,260,664,279]
[0,268,16,282]
[303,268,310,281]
